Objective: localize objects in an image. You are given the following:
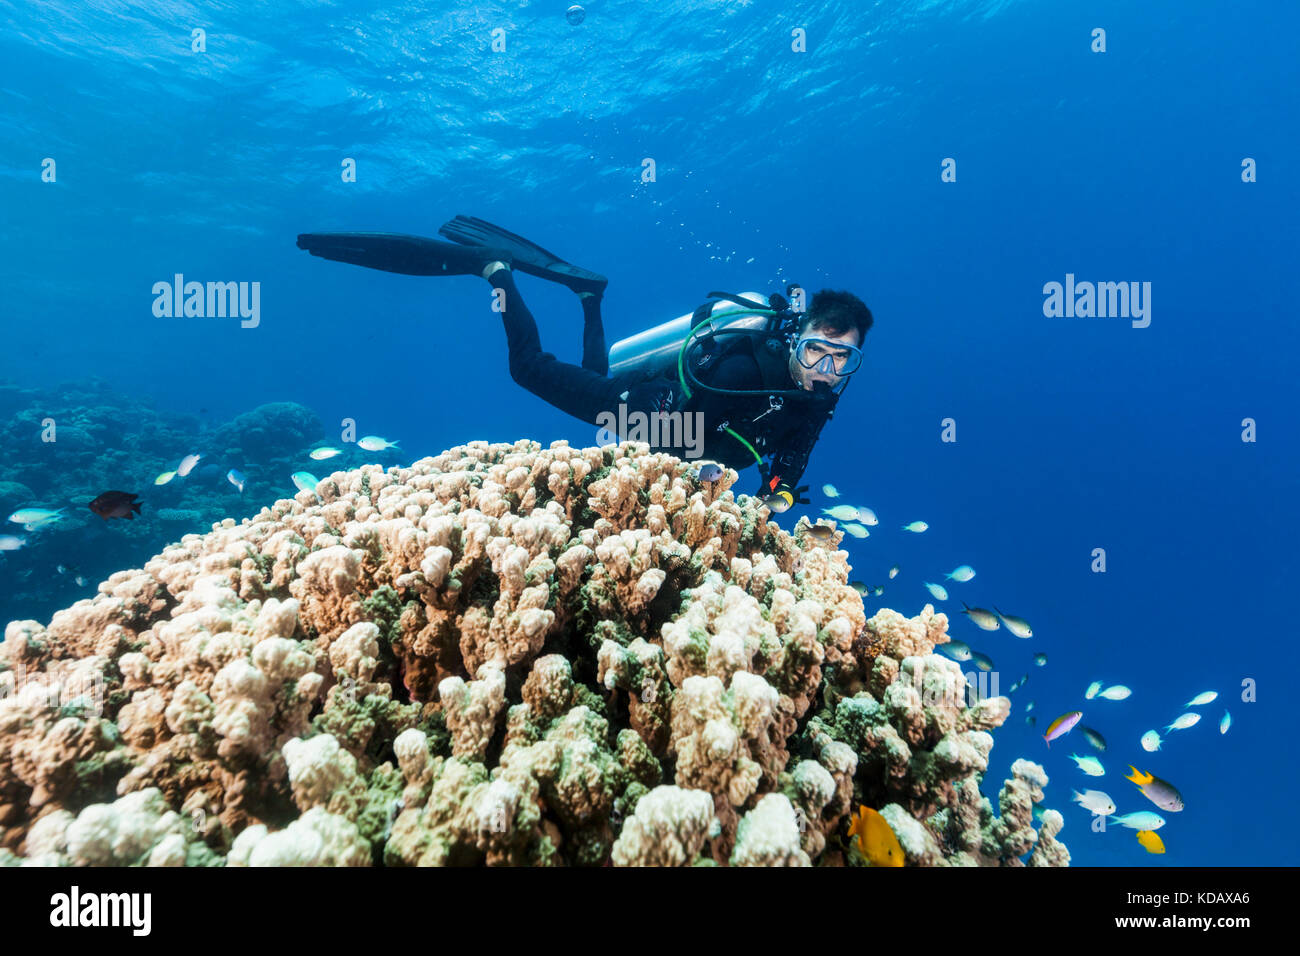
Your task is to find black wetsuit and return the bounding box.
[495,271,836,494]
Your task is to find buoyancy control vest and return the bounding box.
[608,288,844,477]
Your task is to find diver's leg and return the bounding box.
[578,292,608,375]
[486,265,622,423]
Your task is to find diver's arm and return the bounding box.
[700,352,814,495]
[761,406,834,495]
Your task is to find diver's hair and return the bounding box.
[800,289,873,343]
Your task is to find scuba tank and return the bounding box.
[609,285,846,400]
[607,292,774,380]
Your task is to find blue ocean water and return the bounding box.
[1,0,1296,866]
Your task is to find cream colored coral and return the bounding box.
[328,621,386,698]
[210,659,274,759]
[1029,809,1070,867]
[283,734,365,815]
[730,794,810,867]
[984,758,1050,864]
[439,668,507,761]
[786,759,836,857]
[0,438,1067,868]
[880,802,944,865]
[228,807,371,866]
[864,604,950,659]
[56,788,197,866]
[163,679,214,735]
[670,672,779,808]
[290,545,363,637]
[386,756,542,866]
[611,786,716,866]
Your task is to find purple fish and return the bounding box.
[1043,710,1082,748]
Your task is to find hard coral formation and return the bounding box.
[0,439,1068,866]
[809,608,1067,866]
[0,379,337,628]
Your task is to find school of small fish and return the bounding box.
[961,604,1000,631]
[789,478,1242,864]
[1069,753,1105,776]
[6,507,65,532]
[805,523,836,543]
[1081,727,1107,752]
[1114,811,1166,831]
[1125,766,1184,812]
[1164,712,1200,733]
[1043,711,1082,747]
[1050,680,1234,855]
[938,640,971,662]
[3,435,406,580]
[1072,789,1116,815]
[945,564,976,582]
[994,607,1033,638]
[823,504,860,521]
[291,471,321,495]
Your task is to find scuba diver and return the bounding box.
[297,217,873,510]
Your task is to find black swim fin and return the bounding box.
[296,232,512,276]
[437,216,608,295]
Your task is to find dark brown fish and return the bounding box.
[806,524,835,542]
[88,491,142,521]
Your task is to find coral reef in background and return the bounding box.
[0,439,1068,866]
[208,402,324,463]
[0,377,341,626]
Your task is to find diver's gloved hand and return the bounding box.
[783,484,810,505]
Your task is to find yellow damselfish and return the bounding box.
[1136,830,1165,854]
[847,805,905,867]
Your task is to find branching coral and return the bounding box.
[0,439,1067,866]
[611,785,716,867]
[808,605,1067,866]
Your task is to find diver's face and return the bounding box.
[789,326,862,390]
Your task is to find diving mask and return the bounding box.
[793,336,863,377]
